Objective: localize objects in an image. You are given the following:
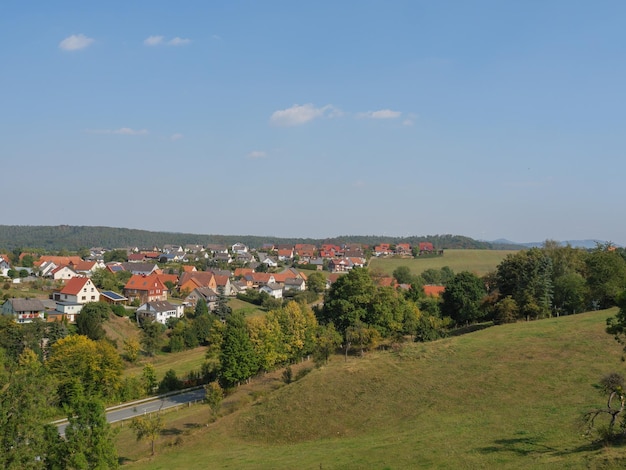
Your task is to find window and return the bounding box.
[82,296,86,301]
[91,296,95,300]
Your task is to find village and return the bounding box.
[0,241,440,326]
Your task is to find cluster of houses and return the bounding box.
[1,240,445,327]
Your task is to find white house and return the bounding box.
[136,301,184,325]
[53,277,100,304]
[260,283,283,299]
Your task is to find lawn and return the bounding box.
[124,346,208,381]
[369,249,516,277]
[120,308,626,469]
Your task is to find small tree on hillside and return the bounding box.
[131,413,164,456]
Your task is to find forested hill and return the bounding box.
[0,225,515,251]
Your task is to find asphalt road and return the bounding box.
[57,387,206,435]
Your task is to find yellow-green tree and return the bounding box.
[47,335,123,403]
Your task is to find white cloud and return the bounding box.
[86,128,148,135]
[211,34,222,41]
[248,150,267,159]
[114,128,148,135]
[59,34,94,51]
[357,109,402,119]
[170,133,184,141]
[270,103,339,127]
[402,113,418,126]
[144,35,164,46]
[169,37,191,46]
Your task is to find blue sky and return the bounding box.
[2,1,625,244]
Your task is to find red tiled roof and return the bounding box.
[423,285,445,297]
[60,277,91,295]
[125,274,166,291]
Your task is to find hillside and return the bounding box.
[122,309,626,469]
[0,225,501,251]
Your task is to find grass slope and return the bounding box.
[122,309,626,469]
[369,249,516,277]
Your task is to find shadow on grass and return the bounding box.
[161,427,183,436]
[478,436,557,456]
[447,322,494,338]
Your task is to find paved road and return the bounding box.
[57,388,206,435]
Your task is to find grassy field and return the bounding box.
[119,308,626,469]
[124,346,208,381]
[369,249,516,277]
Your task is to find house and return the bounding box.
[51,265,78,281]
[124,274,168,304]
[128,253,148,262]
[74,260,105,276]
[105,262,126,274]
[34,255,82,269]
[121,262,161,276]
[328,258,354,272]
[244,272,276,288]
[277,248,294,261]
[178,271,217,293]
[294,244,316,260]
[260,283,283,299]
[257,253,278,268]
[181,265,197,273]
[53,277,100,304]
[395,243,412,255]
[52,302,83,323]
[1,298,46,323]
[206,244,229,255]
[0,255,11,277]
[184,287,219,310]
[419,242,434,254]
[284,277,306,292]
[158,252,187,263]
[39,260,58,277]
[374,243,392,256]
[213,275,233,296]
[423,285,445,297]
[136,301,184,325]
[214,252,232,264]
[236,252,254,263]
[231,243,249,255]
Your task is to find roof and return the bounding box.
[34,255,83,267]
[178,271,215,288]
[138,301,178,313]
[5,298,45,312]
[423,285,445,297]
[60,277,92,295]
[100,291,128,301]
[74,260,97,271]
[125,274,166,291]
[182,265,197,273]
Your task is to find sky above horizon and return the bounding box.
[2,1,626,245]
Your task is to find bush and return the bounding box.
[111,304,127,317]
[158,369,183,393]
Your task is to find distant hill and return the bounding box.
[492,238,611,249]
[0,225,496,252]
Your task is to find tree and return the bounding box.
[131,413,164,456]
[440,272,486,326]
[313,323,342,366]
[584,248,626,309]
[204,381,224,416]
[103,249,127,263]
[306,271,326,294]
[320,267,376,335]
[0,349,56,470]
[392,266,414,285]
[496,248,553,321]
[553,272,587,315]
[58,393,119,469]
[158,369,183,393]
[194,298,208,317]
[140,320,164,357]
[123,337,140,363]
[215,287,232,321]
[47,335,123,404]
[582,373,626,443]
[76,302,111,341]
[219,312,258,387]
[142,364,157,395]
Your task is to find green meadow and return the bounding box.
[369,249,517,277]
[119,308,626,469]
